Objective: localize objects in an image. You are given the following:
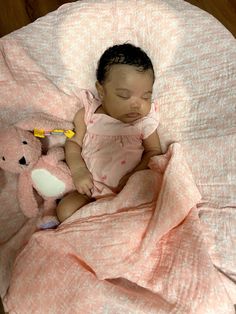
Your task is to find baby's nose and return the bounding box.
[130,98,142,109]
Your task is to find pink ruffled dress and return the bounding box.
[80,90,159,198]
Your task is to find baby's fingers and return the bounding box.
[81,181,93,197]
[77,185,90,197]
[84,187,92,197]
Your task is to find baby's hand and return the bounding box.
[73,167,93,197]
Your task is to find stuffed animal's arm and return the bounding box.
[44,146,65,164]
[18,174,39,218]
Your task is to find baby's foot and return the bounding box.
[37,216,60,229]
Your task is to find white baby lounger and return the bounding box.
[0,1,235,313]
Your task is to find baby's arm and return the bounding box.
[117,130,162,190]
[65,108,93,197]
[134,130,162,172]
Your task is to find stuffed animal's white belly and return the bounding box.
[31,169,66,197]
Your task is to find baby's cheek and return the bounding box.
[142,104,151,116]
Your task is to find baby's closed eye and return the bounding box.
[116,92,130,99]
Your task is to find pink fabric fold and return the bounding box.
[4,144,234,313]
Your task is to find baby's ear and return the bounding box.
[95,81,104,100]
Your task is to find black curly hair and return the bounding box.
[96,43,155,84]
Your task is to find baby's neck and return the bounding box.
[95,105,106,115]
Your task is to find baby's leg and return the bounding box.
[56,191,91,222]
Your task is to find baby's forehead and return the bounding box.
[105,64,154,82]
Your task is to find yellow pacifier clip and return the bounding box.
[34,128,75,139]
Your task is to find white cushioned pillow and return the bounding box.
[0,0,235,222]
[0,0,235,299]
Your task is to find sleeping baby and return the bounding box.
[56,43,162,222]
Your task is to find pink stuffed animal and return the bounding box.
[0,126,75,229]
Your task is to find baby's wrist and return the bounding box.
[71,165,88,176]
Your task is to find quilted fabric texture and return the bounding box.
[0,0,235,206]
[0,0,235,312]
[4,144,234,313]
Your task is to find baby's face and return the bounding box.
[96,64,154,123]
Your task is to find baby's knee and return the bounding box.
[56,196,77,222]
[56,203,67,223]
[56,192,90,222]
